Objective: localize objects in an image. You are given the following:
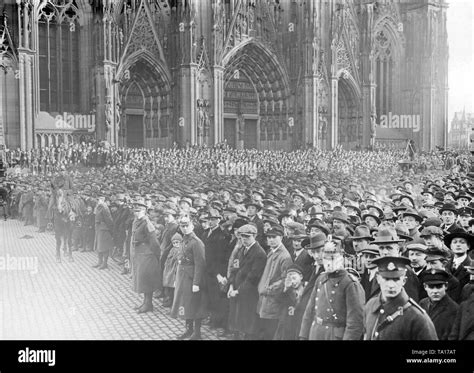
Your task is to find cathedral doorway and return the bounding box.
[337,75,362,149]
[222,40,290,150]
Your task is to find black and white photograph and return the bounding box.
[0,0,473,370]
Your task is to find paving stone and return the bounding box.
[0,219,229,340]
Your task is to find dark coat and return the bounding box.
[418,269,461,303]
[170,232,208,320]
[449,296,474,340]
[293,249,314,283]
[228,241,267,335]
[299,269,365,340]
[201,226,232,319]
[441,222,466,235]
[93,204,114,253]
[364,289,438,340]
[248,215,265,246]
[274,286,305,340]
[448,255,474,292]
[420,295,459,340]
[131,216,161,294]
[460,283,474,302]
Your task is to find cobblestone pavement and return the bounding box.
[0,219,226,340]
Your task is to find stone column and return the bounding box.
[330,73,338,149]
[179,63,198,145]
[213,65,224,144]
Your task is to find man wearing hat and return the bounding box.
[257,225,293,340]
[420,226,449,254]
[424,247,461,303]
[158,209,179,301]
[440,203,465,234]
[407,240,428,278]
[201,208,232,331]
[130,197,161,314]
[274,264,306,340]
[370,229,420,301]
[445,231,474,292]
[419,269,459,340]
[227,224,267,340]
[289,226,313,282]
[364,256,437,340]
[92,194,114,269]
[401,208,423,241]
[458,207,473,231]
[246,201,265,246]
[170,215,208,340]
[299,239,365,340]
[359,245,381,302]
[293,234,327,335]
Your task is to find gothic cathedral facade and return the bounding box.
[0,0,448,151]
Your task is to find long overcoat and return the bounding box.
[170,231,208,320]
[420,295,459,340]
[131,215,161,294]
[93,204,114,253]
[228,241,267,334]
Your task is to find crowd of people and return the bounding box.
[0,142,473,341]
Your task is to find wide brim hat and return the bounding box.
[439,203,458,214]
[400,208,423,223]
[361,213,381,225]
[372,229,405,244]
[444,231,474,250]
[331,211,350,225]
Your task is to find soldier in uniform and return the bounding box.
[299,239,365,340]
[419,269,459,340]
[92,194,114,270]
[130,197,161,314]
[170,215,208,340]
[364,256,438,340]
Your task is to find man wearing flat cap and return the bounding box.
[364,256,437,340]
[419,269,459,340]
[299,238,365,340]
[227,224,267,340]
[257,225,293,340]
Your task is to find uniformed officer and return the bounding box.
[419,269,459,340]
[299,238,365,340]
[130,197,161,313]
[364,256,438,340]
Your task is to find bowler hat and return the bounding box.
[444,231,474,249]
[302,233,327,250]
[439,203,458,215]
[401,208,423,223]
[331,211,350,225]
[350,225,375,241]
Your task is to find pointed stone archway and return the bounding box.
[338,73,362,149]
[116,51,172,148]
[220,40,291,150]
